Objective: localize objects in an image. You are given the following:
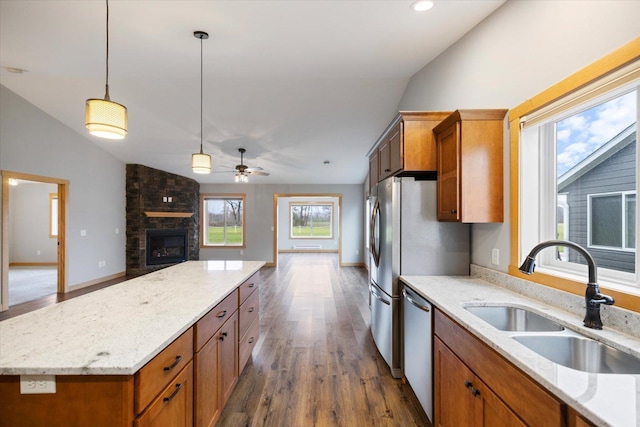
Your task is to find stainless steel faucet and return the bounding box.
[519,239,614,330]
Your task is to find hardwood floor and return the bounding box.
[218,253,429,427]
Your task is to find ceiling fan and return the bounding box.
[215,148,270,182]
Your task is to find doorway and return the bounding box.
[272,193,342,268]
[1,171,67,311]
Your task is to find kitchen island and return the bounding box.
[0,260,264,426]
[401,271,640,427]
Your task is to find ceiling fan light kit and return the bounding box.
[85,0,128,140]
[191,30,212,174]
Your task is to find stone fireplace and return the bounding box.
[126,164,200,276]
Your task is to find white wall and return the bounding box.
[277,196,340,251]
[9,182,58,263]
[397,0,640,272]
[0,85,126,296]
[199,184,364,265]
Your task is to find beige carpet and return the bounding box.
[8,267,57,306]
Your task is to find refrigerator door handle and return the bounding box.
[370,199,381,268]
[402,288,430,313]
[370,285,391,305]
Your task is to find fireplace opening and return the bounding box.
[146,229,188,266]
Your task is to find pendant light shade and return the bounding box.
[85,0,127,139]
[192,30,211,174]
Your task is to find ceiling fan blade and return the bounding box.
[245,166,264,172]
[211,170,235,174]
[248,171,270,176]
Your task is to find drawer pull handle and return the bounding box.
[217,310,228,319]
[163,355,182,372]
[248,307,255,313]
[248,283,255,288]
[163,383,183,403]
[451,209,457,214]
[384,168,391,172]
[219,332,228,341]
[248,337,255,344]
[464,380,472,389]
[470,387,480,397]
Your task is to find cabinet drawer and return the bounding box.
[135,361,194,427]
[239,288,259,339]
[195,290,238,352]
[434,309,563,426]
[239,317,259,373]
[135,328,193,415]
[239,271,260,304]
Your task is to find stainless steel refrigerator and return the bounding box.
[369,177,469,379]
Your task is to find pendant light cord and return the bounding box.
[200,34,204,154]
[104,0,111,101]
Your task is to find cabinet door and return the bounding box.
[388,123,403,176]
[369,151,379,190]
[436,121,461,221]
[434,337,476,426]
[378,140,391,179]
[218,311,239,407]
[135,362,194,427]
[195,334,220,427]
[477,380,526,427]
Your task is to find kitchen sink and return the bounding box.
[465,305,565,332]
[513,335,640,374]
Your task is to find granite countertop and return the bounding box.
[0,260,264,376]
[400,273,640,427]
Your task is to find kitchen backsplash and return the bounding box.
[470,264,640,340]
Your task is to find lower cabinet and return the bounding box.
[194,295,239,427]
[135,362,194,427]
[434,337,524,427]
[434,308,564,426]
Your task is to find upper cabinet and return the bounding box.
[370,111,451,187]
[433,109,507,223]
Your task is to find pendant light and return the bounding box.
[191,30,212,174]
[85,0,127,139]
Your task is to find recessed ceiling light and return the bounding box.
[411,1,434,12]
[3,66,28,74]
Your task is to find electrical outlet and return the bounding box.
[491,248,500,265]
[80,229,87,237]
[239,250,244,256]
[162,197,168,202]
[20,375,56,394]
[115,228,119,234]
[355,249,359,255]
[37,250,41,256]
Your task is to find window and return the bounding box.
[513,52,640,296]
[49,193,58,237]
[589,192,636,251]
[290,203,333,239]
[201,194,245,247]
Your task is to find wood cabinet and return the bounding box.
[434,309,564,426]
[434,338,524,427]
[433,109,507,222]
[194,291,239,427]
[238,272,260,373]
[369,111,451,184]
[135,362,194,427]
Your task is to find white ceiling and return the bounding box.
[0,0,505,184]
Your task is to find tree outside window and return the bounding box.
[290,203,333,238]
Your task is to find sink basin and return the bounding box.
[514,335,640,374]
[465,306,565,332]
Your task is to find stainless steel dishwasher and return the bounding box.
[402,285,433,422]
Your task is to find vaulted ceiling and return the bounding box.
[0,0,505,184]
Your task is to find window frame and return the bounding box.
[509,38,640,312]
[200,193,246,248]
[289,201,334,239]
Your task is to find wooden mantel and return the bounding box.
[144,211,193,218]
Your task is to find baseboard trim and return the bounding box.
[278,250,338,254]
[9,262,58,267]
[67,271,126,292]
[340,262,366,268]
